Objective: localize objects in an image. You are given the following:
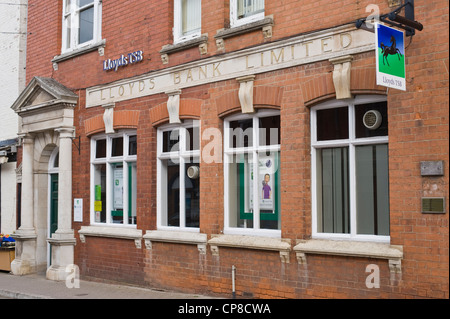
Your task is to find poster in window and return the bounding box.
[248,153,276,211]
[113,167,123,209]
[94,184,102,222]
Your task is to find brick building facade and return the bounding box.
[9,0,448,298]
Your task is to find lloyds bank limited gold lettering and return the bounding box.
[87,28,366,108]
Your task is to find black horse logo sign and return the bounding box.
[380,35,403,67]
[376,24,406,90]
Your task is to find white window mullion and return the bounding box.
[173,0,182,41]
[224,154,230,230]
[252,149,260,230]
[123,161,129,225]
[348,143,357,237]
[72,4,79,48]
[105,161,112,224]
[93,0,101,43]
[348,104,357,238]
[90,163,95,224]
[223,120,231,230]
[311,145,318,237]
[157,158,164,228]
[252,116,260,230]
[179,157,186,228]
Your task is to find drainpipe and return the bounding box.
[232,265,236,299]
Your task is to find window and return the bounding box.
[224,110,281,237]
[230,0,264,27]
[157,121,200,230]
[174,0,201,43]
[90,131,137,226]
[62,0,102,53]
[311,96,389,242]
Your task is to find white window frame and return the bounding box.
[173,0,201,44]
[90,130,137,228]
[230,0,265,27]
[311,95,390,243]
[223,109,281,238]
[157,120,200,232]
[62,0,102,53]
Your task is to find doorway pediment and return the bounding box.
[11,77,78,133]
[11,77,78,114]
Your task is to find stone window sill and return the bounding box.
[143,230,208,254]
[208,234,291,263]
[214,16,274,51]
[78,225,142,248]
[160,35,209,64]
[51,39,106,70]
[293,239,403,274]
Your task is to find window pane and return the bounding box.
[227,153,254,229]
[185,157,200,227]
[185,126,200,151]
[356,144,389,235]
[258,151,280,230]
[111,163,124,224]
[128,135,137,156]
[316,107,349,141]
[79,6,94,44]
[229,118,253,148]
[93,164,106,223]
[78,0,93,7]
[317,147,350,234]
[163,129,180,153]
[111,137,123,157]
[128,162,137,225]
[95,139,106,158]
[181,0,201,36]
[162,159,180,227]
[355,102,388,138]
[237,0,264,19]
[259,115,280,146]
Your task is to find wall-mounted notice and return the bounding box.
[74,198,83,222]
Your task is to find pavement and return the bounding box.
[0,270,217,299]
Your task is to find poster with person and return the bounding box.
[248,153,276,211]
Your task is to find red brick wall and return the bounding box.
[23,0,448,298]
[386,0,449,298]
[25,0,395,88]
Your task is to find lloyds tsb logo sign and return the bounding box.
[375,24,406,91]
[103,50,144,72]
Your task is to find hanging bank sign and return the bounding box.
[375,23,406,91]
[86,25,375,108]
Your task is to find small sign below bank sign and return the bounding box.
[375,23,406,91]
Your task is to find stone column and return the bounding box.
[11,133,37,275]
[46,127,76,281]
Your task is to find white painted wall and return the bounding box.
[0,0,27,139]
[0,0,27,234]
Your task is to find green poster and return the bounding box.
[95,184,101,201]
